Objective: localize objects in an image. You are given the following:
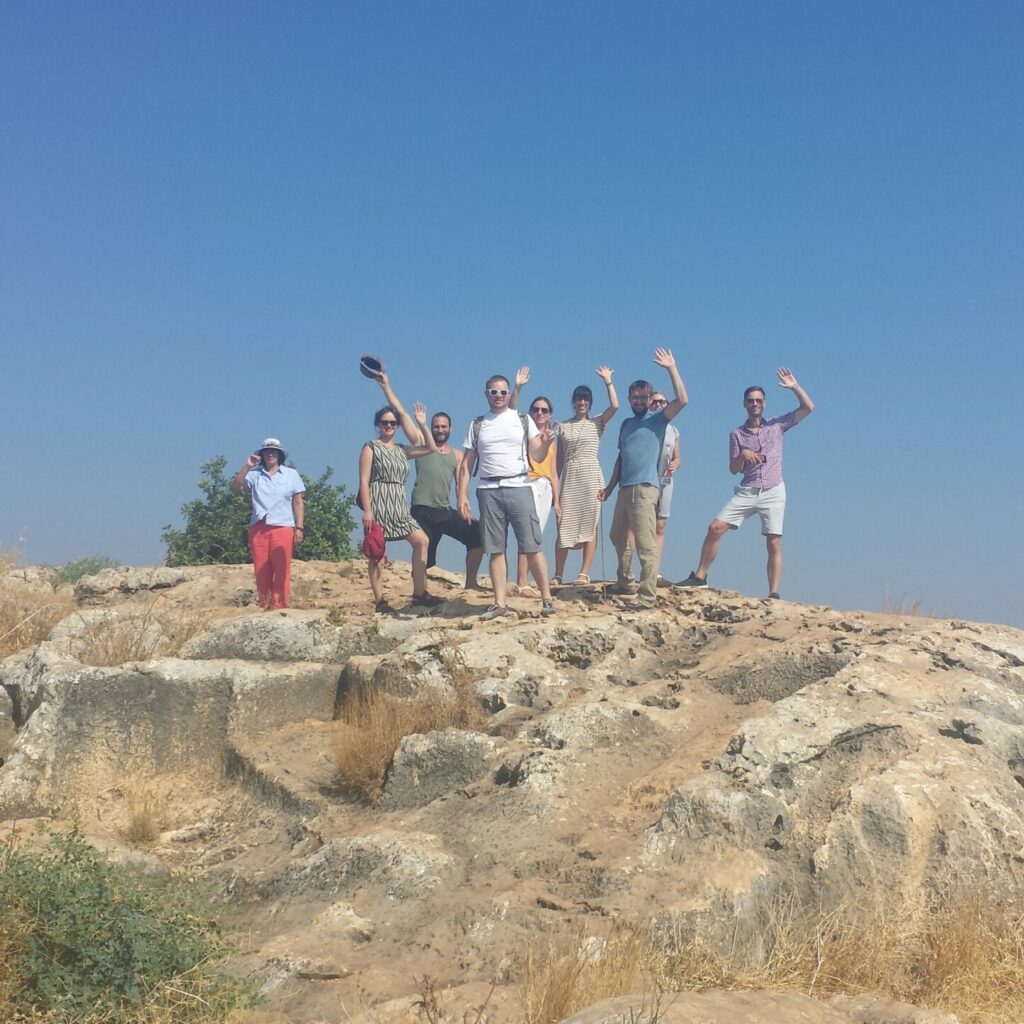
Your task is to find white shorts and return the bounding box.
[716,482,786,536]
[657,477,674,519]
[531,477,554,533]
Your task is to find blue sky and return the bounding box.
[2,1,1021,627]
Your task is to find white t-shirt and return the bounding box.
[463,409,539,489]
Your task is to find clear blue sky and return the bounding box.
[2,1,1021,627]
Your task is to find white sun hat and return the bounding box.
[258,437,288,461]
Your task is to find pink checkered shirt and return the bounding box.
[729,411,797,489]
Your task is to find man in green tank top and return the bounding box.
[411,412,485,589]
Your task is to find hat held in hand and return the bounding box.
[359,353,386,381]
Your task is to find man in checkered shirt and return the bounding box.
[676,368,814,599]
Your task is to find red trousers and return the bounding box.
[248,521,295,609]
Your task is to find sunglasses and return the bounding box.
[530,405,551,414]
[378,419,398,427]
[486,388,510,397]
[649,399,667,407]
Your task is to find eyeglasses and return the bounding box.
[649,399,667,407]
[486,388,510,397]
[378,419,398,427]
[530,406,551,414]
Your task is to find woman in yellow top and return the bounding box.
[510,369,561,597]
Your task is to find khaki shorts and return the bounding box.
[716,482,786,536]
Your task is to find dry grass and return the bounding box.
[73,600,213,667]
[122,783,164,844]
[0,552,74,659]
[519,891,1024,1024]
[881,594,941,618]
[332,639,486,801]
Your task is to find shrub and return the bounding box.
[50,555,123,588]
[0,828,249,1021]
[162,456,356,566]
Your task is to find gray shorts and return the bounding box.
[478,486,543,555]
[657,477,674,519]
[716,482,786,536]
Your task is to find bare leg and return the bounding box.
[409,529,429,596]
[489,553,509,607]
[696,520,730,579]
[554,546,569,581]
[465,546,484,588]
[656,517,667,559]
[578,538,598,579]
[516,552,529,588]
[766,534,782,594]
[368,559,383,603]
[525,551,551,600]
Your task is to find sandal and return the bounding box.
[574,573,591,585]
[551,576,563,586]
[517,584,541,599]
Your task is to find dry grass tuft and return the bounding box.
[332,638,486,801]
[122,784,164,845]
[520,891,1024,1024]
[0,552,74,659]
[881,593,942,618]
[73,600,213,667]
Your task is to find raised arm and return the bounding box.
[509,366,530,410]
[654,348,689,421]
[594,366,619,426]
[403,403,440,459]
[377,370,425,445]
[231,453,260,493]
[777,367,815,424]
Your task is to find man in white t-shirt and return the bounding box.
[458,373,556,620]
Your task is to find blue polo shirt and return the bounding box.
[618,410,669,488]
[244,466,305,526]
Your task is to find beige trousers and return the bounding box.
[610,484,660,604]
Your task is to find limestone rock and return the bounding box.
[378,728,503,810]
[828,994,958,1023]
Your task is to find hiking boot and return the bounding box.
[674,571,708,589]
[479,604,508,621]
[540,599,555,617]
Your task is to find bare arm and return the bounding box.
[655,348,689,421]
[594,366,619,426]
[231,454,260,493]
[598,454,622,501]
[292,493,304,545]
[358,444,375,527]
[457,447,477,523]
[377,370,424,445]
[509,366,529,410]
[777,367,814,424]
[403,403,440,459]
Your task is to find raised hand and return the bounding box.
[245,453,260,468]
[515,366,531,388]
[596,366,614,383]
[413,402,428,426]
[653,348,676,368]
[776,367,798,389]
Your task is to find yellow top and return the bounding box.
[529,438,558,487]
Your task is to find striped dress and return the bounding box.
[556,417,605,547]
[367,440,420,541]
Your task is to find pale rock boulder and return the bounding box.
[535,699,658,752]
[378,728,504,810]
[828,993,958,1023]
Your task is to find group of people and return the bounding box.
[231,352,814,616]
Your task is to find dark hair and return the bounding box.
[628,379,652,395]
[259,448,284,466]
[374,405,399,426]
[485,374,510,390]
[529,395,555,415]
[571,385,593,405]
[743,386,766,401]
[431,411,452,427]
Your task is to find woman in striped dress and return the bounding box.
[554,366,618,584]
[358,372,445,613]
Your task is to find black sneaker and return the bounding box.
[412,591,445,607]
[768,592,781,600]
[479,604,508,621]
[674,571,708,589]
[540,599,555,617]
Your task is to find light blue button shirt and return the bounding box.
[244,466,305,526]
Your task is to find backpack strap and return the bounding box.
[470,416,485,477]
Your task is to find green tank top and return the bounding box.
[411,450,457,508]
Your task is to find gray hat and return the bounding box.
[360,353,385,380]
[259,437,288,462]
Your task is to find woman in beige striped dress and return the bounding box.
[553,367,618,584]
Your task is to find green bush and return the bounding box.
[0,828,249,1020]
[162,455,356,566]
[50,556,123,588]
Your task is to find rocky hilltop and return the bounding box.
[2,560,1022,1024]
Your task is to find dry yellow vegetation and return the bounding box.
[0,553,73,660]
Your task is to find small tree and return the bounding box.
[162,456,356,566]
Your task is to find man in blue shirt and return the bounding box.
[599,349,688,609]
